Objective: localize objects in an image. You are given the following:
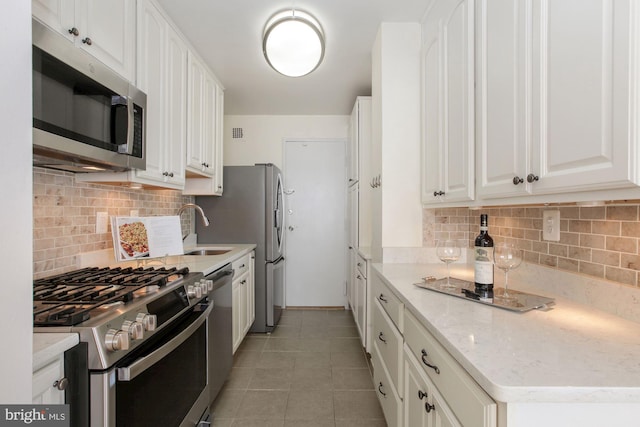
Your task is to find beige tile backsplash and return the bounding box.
[424,203,640,287]
[33,167,194,279]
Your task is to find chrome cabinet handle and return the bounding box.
[433,190,445,196]
[421,349,440,374]
[357,274,362,279]
[417,390,427,400]
[378,332,386,343]
[425,402,435,413]
[68,27,79,36]
[202,162,210,168]
[82,37,92,45]
[512,176,524,185]
[378,294,387,303]
[527,173,539,183]
[162,171,174,177]
[377,382,386,397]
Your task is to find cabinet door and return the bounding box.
[135,0,165,183]
[202,73,217,177]
[76,0,135,81]
[213,84,225,194]
[165,25,188,186]
[32,357,65,404]
[232,278,241,353]
[355,267,366,347]
[422,0,475,204]
[32,0,75,42]
[186,53,206,173]
[349,101,359,185]
[530,0,636,193]
[476,0,531,198]
[186,54,215,177]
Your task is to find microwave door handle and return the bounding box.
[112,95,133,155]
[117,304,212,381]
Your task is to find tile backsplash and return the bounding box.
[33,167,194,279]
[424,203,640,287]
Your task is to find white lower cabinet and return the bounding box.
[405,345,461,427]
[232,251,255,353]
[371,273,404,427]
[404,309,497,427]
[32,356,65,404]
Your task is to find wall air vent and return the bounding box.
[232,127,244,139]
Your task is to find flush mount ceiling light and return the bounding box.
[263,9,325,77]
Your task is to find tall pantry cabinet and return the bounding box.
[348,96,371,349]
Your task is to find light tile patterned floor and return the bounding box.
[210,309,387,427]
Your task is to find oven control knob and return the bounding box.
[187,285,202,300]
[198,282,209,295]
[122,320,144,340]
[105,329,130,351]
[136,313,157,332]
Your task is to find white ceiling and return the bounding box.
[156,0,429,115]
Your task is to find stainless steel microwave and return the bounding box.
[32,19,146,173]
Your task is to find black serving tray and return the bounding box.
[413,277,555,312]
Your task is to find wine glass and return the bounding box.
[493,243,523,302]
[436,239,461,289]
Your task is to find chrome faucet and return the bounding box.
[177,204,210,239]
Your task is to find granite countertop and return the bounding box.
[373,262,640,404]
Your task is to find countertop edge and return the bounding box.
[33,333,79,372]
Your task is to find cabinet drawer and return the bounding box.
[404,309,496,427]
[232,253,250,278]
[372,273,403,332]
[372,299,403,395]
[371,343,402,427]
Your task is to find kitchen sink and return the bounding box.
[184,248,233,256]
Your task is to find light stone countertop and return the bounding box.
[373,262,640,404]
[33,333,79,371]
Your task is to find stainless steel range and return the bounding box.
[33,265,215,427]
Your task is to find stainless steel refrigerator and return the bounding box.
[196,164,285,333]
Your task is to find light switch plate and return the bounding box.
[542,210,561,241]
[96,211,108,234]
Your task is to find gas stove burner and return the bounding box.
[33,266,190,326]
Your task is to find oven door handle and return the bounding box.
[117,303,212,381]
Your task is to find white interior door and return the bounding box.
[284,139,347,307]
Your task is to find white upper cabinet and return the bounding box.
[32,0,135,81]
[186,53,217,178]
[182,52,225,195]
[477,0,640,199]
[421,0,475,205]
[132,0,186,189]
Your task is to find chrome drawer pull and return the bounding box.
[377,382,387,397]
[378,332,386,343]
[425,402,435,413]
[421,349,440,374]
[378,294,387,303]
[417,390,427,400]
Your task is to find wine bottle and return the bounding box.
[474,214,494,291]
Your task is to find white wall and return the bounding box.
[223,115,350,168]
[1,2,33,402]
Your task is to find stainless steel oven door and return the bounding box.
[90,303,212,427]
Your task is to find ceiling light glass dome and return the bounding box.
[263,10,325,77]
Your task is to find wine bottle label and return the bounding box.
[474,246,493,285]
